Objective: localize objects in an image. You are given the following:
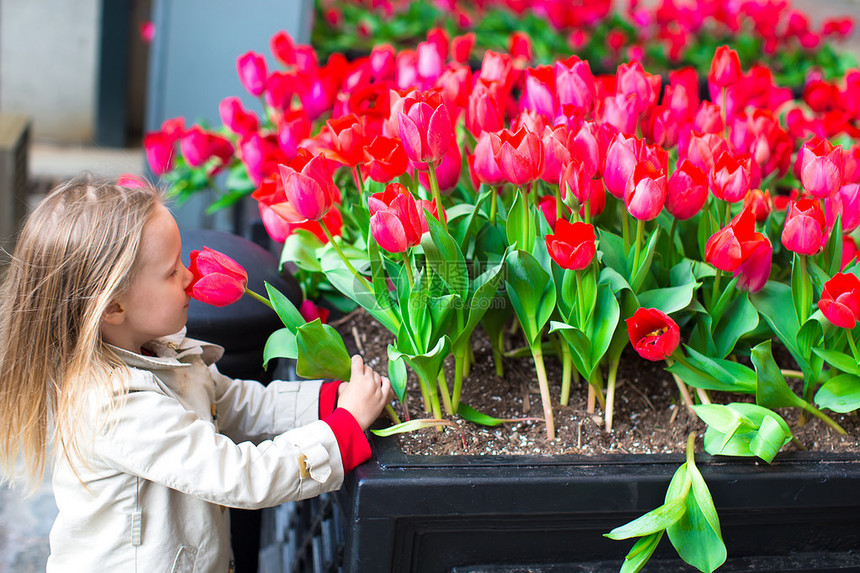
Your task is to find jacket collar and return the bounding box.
[107,328,225,370]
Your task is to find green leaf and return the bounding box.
[695,403,791,463]
[815,374,860,413]
[751,282,808,371]
[749,414,791,463]
[597,229,628,278]
[812,347,860,375]
[265,282,304,333]
[320,250,400,334]
[263,328,298,368]
[637,283,698,315]
[422,212,469,300]
[281,230,323,273]
[629,229,659,293]
[295,319,352,381]
[505,188,535,253]
[692,403,747,435]
[713,294,759,358]
[505,250,556,348]
[453,257,506,349]
[666,466,727,573]
[619,532,664,573]
[668,347,756,394]
[752,340,807,410]
[370,418,460,436]
[386,349,408,402]
[389,336,452,386]
[605,497,687,540]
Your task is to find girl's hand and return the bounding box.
[337,355,392,430]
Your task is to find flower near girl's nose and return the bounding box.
[186,247,248,307]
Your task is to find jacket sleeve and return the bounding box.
[94,374,346,509]
[209,365,325,443]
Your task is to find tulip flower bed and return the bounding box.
[312,0,857,87]
[151,20,860,572]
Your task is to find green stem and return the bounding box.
[437,368,454,416]
[588,368,607,410]
[848,330,860,362]
[622,208,630,253]
[532,346,556,441]
[575,269,586,329]
[604,358,621,432]
[423,374,443,423]
[554,183,565,223]
[320,221,365,287]
[427,162,448,233]
[385,404,402,426]
[492,329,505,377]
[667,217,678,267]
[803,403,848,435]
[710,269,723,311]
[489,186,498,225]
[354,164,365,197]
[401,251,414,288]
[452,345,466,413]
[244,288,274,309]
[799,254,810,326]
[559,338,572,406]
[631,218,645,282]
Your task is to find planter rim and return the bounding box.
[372,433,860,470]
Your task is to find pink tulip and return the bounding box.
[144,131,177,175]
[398,90,453,170]
[369,185,424,253]
[782,198,827,256]
[270,30,296,67]
[666,159,708,220]
[541,125,572,185]
[798,138,844,198]
[219,97,259,137]
[466,79,506,137]
[418,134,462,193]
[625,160,667,221]
[265,71,295,111]
[187,247,248,307]
[819,272,860,329]
[602,93,640,135]
[277,109,311,159]
[299,299,330,324]
[744,189,773,223]
[826,183,860,233]
[570,122,601,179]
[274,154,338,223]
[555,56,596,116]
[472,132,505,185]
[684,132,728,174]
[616,61,661,113]
[710,151,753,203]
[604,134,642,199]
[237,51,267,97]
[523,66,558,119]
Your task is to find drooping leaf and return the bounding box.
[619,531,664,573]
[605,497,687,540]
[295,319,352,381]
[751,340,807,410]
[815,374,860,413]
[386,349,408,402]
[265,282,304,333]
[370,418,460,436]
[263,327,298,368]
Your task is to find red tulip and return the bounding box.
[508,31,533,64]
[843,236,859,270]
[325,114,368,168]
[270,30,296,67]
[265,71,295,111]
[666,159,708,220]
[626,307,681,361]
[570,122,601,179]
[240,133,286,186]
[451,33,475,63]
[465,78,506,137]
[299,299,330,324]
[144,131,177,175]
[709,151,753,203]
[684,132,728,175]
[798,138,844,198]
[187,247,248,307]
[545,219,596,270]
[363,135,409,183]
[398,90,453,170]
[693,101,724,135]
[743,189,773,223]
[625,160,667,221]
[274,154,339,223]
[490,127,545,186]
[236,51,267,97]
[781,198,827,256]
[708,46,742,88]
[180,126,234,171]
[818,272,860,329]
[538,195,570,230]
[705,206,772,292]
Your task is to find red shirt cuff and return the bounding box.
[323,408,372,473]
[318,381,342,418]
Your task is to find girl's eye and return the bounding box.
[171,268,179,277]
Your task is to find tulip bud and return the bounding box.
[187,247,248,307]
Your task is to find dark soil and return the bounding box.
[335,309,860,457]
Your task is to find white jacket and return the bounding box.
[47,330,351,573]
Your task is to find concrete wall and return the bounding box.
[0,0,100,143]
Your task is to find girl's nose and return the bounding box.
[181,264,194,289]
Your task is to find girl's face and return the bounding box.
[102,203,193,353]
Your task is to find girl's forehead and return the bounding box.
[138,204,181,264]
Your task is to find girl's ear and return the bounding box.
[101,302,125,326]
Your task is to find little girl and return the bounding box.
[0,175,392,572]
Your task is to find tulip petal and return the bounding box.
[370,211,409,253]
[188,274,246,307]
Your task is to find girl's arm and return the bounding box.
[95,378,359,508]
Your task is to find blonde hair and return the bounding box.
[0,174,161,489]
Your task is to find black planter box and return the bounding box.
[265,434,860,573]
